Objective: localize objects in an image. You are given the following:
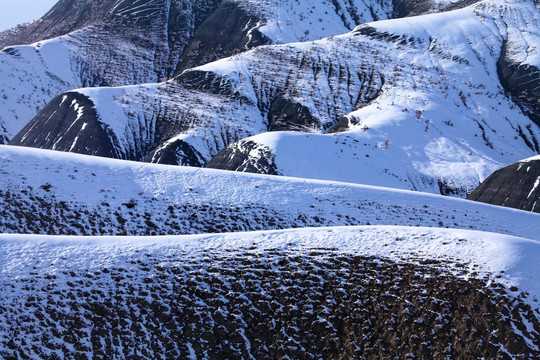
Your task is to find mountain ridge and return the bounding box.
[1,1,540,358]
[10,0,538,196]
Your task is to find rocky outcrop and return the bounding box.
[467,156,540,213]
[205,139,279,174]
[9,92,119,158]
[174,1,270,74]
[497,39,540,132]
[394,0,481,17]
[145,138,205,166]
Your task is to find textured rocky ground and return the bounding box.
[1,228,539,359]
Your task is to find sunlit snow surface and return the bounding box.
[1,225,539,310]
[1,144,540,239]
[59,0,540,194]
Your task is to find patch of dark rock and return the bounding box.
[205,139,279,175]
[9,92,120,158]
[176,69,246,100]
[497,39,540,128]
[468,158,540,213]
[266,95,320,132]
[144,139,205,167]
[393,0,481,17]
[174,1,270,75]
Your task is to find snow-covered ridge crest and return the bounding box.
[1,225,539,304]
[1,145,540,239]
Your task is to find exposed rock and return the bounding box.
[497,39,540,131]
[467,156,540,213]
[267,94,320,132]
[174,1,270,75]
[145,138,205,166]
[328,115,360,133]
[394,0,481,17]
[9,92,119,158]
[1,247,538,359]
[206,139,279,174]
[176,69,246,99]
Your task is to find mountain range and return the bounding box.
[1,0,539,358]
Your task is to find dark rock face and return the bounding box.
[467,158,540,213]
[1,248,538,359]
[267,95,319,132]
[144,139,205,166]
[206,140,279,175]
[174,1,270,74]
[394,0,481,17]
[176,69,245,99]
[9,92,119,158]
[497,39,540,131]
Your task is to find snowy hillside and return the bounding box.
[0,0,221,142]
[1,145,540,238]
[2,1,540,358]
[206,0,540,195]
[12,0,539,196]
[0,0,410,144]
[1,226,539,358]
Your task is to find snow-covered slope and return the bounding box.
[1,226,539,358]
[0,0,410,144]
[0,0,223,142]
[13,0,539,195]
[1,145,540,239]
[206,0,540,195]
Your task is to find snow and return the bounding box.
[1,145,540,241]
[0,37,79,139]
[2,0,538,198]
[1,225,539,307]
[528,177,540,199]
[0,0,404,144]
[233,0,395,44]
[521,154,540,163]
[187,0,539,194]
[1,1,539,356]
